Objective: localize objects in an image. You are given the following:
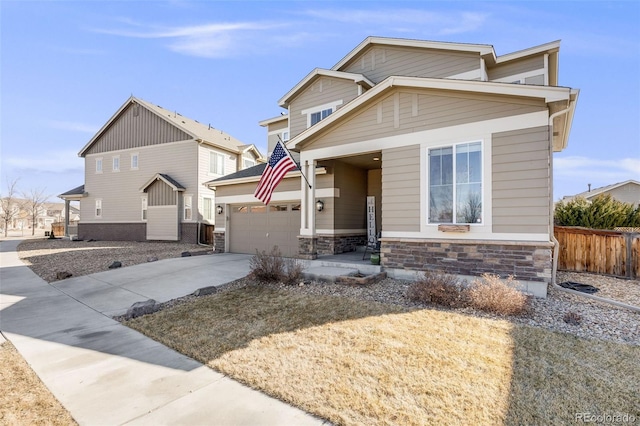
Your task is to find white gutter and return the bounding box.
[548,103,639,312]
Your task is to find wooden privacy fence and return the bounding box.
[555,226,640,279]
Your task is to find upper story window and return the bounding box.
[112,156,120,172]
[210,151,224,175]
[131,153,139,170]
[243,158,255,169]
[428,141,482,225]
[281,130,290,142]
[96,158,103,173]
[301,100,343,128]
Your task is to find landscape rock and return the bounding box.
[147,256,158,262]
[56,271,73,280]
[181,251,192,257]
[125,299,158,319]
[108,261,122,269]
[192,286,218,297]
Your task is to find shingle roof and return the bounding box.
[58,185,85,197]
[140,173,186,192]
[564,180,640,200]
[206,163,266,185]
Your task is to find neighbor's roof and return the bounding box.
[79,96,257,157]
[564,180,640,200]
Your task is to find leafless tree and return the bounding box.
[22,187,50,235]
[1,178,21,237]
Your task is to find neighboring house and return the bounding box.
[208,36,579,294]
[60,96,264,243]
[561,180,640,206]
[0,198,67,231]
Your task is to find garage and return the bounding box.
[229,202,301,257]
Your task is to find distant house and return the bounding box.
[59,96,263,243]
[562,180,640,206]
[207,36,579,295]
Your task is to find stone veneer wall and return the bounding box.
[298,236,318,259]
[381,239,553,283]
[316,234,367,255]
[78,223,146,241]
[213,231,225,253]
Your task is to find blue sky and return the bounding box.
[1,1,639,202]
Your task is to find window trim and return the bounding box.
[301,100,343,128]
[281,130,290,142]
[183,194,193,221]
[203,197,213,222]
[131,153,139,170]
[243,158,255,169]
[95,199,102,218]
[112,156,120,172]
[95,157,103,174]
[427,140,484,226]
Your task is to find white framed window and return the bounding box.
[209,151,224,175]
[96,158,103,173]
[183,195,193,221]
[131,153,139,170]
[112,156,120,172]
[281,130,290,142]
[95,199,102,218]
[243,158,255,169]
[428,141,483,224]
[141,197,147,221]
[301,100,343,128]
[203,197,213,221]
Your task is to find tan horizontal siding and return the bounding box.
[342,46,479,83]
[86,103,191,155]
[82,141,197,222]
[289,76,360,138]
[492,126,550,234]
[382,145,420,232]
[307,88,545,150]
[488,56,545,81]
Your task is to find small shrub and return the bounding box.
[563,311,582,326]
[408,270,466,308]
[467,274,530,316]
[249,246,285,282]
[282,257,304,285]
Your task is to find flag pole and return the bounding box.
[277,135,312,189]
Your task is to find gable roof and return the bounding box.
[140,173,186,193]
[286,75,578,152]
[278,68,375,108]
[564,180,640,201]
[78,96,254,157]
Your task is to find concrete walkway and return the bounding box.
[0,240,327,425]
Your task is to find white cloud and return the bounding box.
[4,150,83,174]
[46,120,98,133]
[301,9,489,35]
[555,156,640,181]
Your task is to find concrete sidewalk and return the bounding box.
[0,240,326,425]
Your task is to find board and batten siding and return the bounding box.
[85,103,192,155]
[305,88,546,150]
[488,56,545,81]
[147,180,177,206]
[382,145,421,232]
[82,141,197,222]
[492,126,551,234]
[289,76,360,138]
[341,46,479,83]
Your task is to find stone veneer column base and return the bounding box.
[213,231,225,253]
[316,234,367,255]
[298,236,318,259]
[380,238,553,283]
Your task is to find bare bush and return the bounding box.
[467,274,530,316]
[249,246,286,282]
[283,257,304,285]
[407,270,466,308]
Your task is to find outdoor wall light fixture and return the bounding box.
[216,205,223,215]
[316,200,324,212]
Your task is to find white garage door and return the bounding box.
[230,203,301,257]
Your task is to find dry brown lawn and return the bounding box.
[126,284,639,426]
[0,340,76,425]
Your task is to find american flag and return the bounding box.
[254,140,297,205]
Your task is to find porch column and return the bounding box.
[64,199,70,237]
[298,159,318,259]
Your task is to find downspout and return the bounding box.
[548,103,639,312]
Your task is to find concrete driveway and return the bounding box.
[0,239,327,425]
